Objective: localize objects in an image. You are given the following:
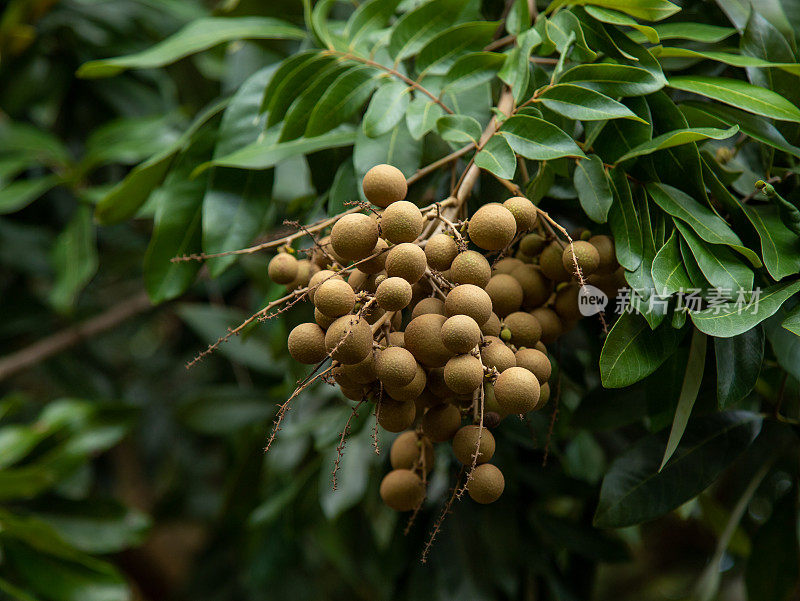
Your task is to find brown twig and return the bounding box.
[421,467,466,563]
[332,399,364,490]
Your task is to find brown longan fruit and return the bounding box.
[308,269,340,302]
[285,259,312,290]
[348,269,370,292]
[287,323,327,364]
[314,308,335,329]
[519,232,547,256]
[589,234,617,273]
[562,240,600,277]
[338,352,377,384]
[503,312,542,348]
[425,367,451,399]
[530,307,562,344]
[468,204,517,251]
[375,276,412,311]
[422,403,462,442]
[377,399,417,433]
[425,233,458,271]
[515,348,551,383]
[503,196,537,232]
[440,315,481,354]
[316,235,348,267]
[375,346,417,388]
[268,253,298,285]
[390,431,434,472]
[481,312,502,337]
[363,164,407,208]
[330,213,379,261]
[537,382,551,409]
[554,283,581,322]
[485,274,523,317]
[359,238,389,274]
[493,257,524,275]
[481,336,516,373]
[380,200,424,244]
[494,367,540,414]
[539,241,571,282]
[411,296,446,319]
[467,464,504,504]
[380,468,424,511]
[450,250,491,287]
[452,425,495,465]
[444,354,484,395]
[314,278,356,317]
[511,264,552,309]
[324,316,373,364]
[445,284,492,326]
[385,243,426,283]
[385,362,427,402]
[404,313,453,367]
[387,331,405,347]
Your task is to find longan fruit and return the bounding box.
[467,464,504,504]
[450,250,491,287]
[314,278,356,317]
[380,200,424,244]
[425,233,458,271]
[330,213,379,261]
[539,241,572,282]
[411,296,446,319]
[387,331,405,347]
[377,399,417,433]
[494,367,540,414]
[308,269,340,302]
[338,352,377,384]
[359,238,389,274]
[375,276,413,311]
[562,240,600,277]
[481,336,516,373]
[481,312,502,337]
[363,164,407,208]
[445,284,492,326]
[285,259,312,290]
[511,264,552,309]
[554,283,581,322]
[375,346,417,388]
[441,314,481,354]
[385,243,427,283]
[530,307,562,344]
[390,431,434,473]
[324,316,373,364]
[314,308,335,329]
[468,204,517,250]
[493,257,524,275]
[515,348,551,383]
[452,425,495,465]
[288,323,327,364]
[503,196,537,232]
[537,382,551,410]
[589,234,617,273]
[485,274,523,317]
[519,232,547,256]
[422,403,462,442]
[348,268,370,292]
[316,235,348,267]
[380,468,424,511]
[503,312,542,348]
[385,363,427,402]
[444,354,484,395]
[268,253,299,285]
[404,313,453,367]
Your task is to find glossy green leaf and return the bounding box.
[783,305,800,336]
[363,80,412,138]
[558,63,664,96]
[574,155,613,223]
[81,114,182,172]
[655,47,800,76]
[615,126,738,163]
[416,21,497,75]
[261,51,327,117]
[743,205,800,281]
[629,22,735,43]
[443,51,506,93]
[405,96,445,140]
[78,17,305,78]
[498,28,542,103]
[306,66,381,137]
[436,114,482,144]
[538,84,646,122]
[584,6,659,42]
[607,168,643,271]
[474,135,516,180]
[715,327,764,407]
[506,0,530,35]
[741,10,799,108]
[0,175,60,215]
[674,221,754,294]
[0,123,70,169]
[49,205,98,314]
[548,0,680,22]
[760,182,800,237]
[344,0,402,49]
[354,120,421,184]
[388,0,466,60]
[651,229,692,296]
[499,115,585,161]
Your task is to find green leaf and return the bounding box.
[363,80,412,138]
[741,10,799,108]
[388,0,467,60]
[600,312,686,388]
[691,280,800,338]
[652,229,692,296]
[506,0,531,35]
[715,327,764,407]
[647,183,762,268]
[741,204,800,281]
[305,66,381,137]
[783,305,800,336]
[559,63,664,97]
[309,0,345,50]
[746,492,800,601]
[538,84,646,123]
[474,135,517,180]
[443,51,506,93]
[344,0,402,50]
[584,6,659,43]
[607,168,643,271]
[629,22,735,43]
[574,155,613,223]
[548,0,680,22]
[654,47,800,76]
[594,411,762,528]
[499,115,586,161]
[0,121,71,168]
[416,21,497,75]
[758,180,800,237]
[498,28,542,103]
[668,76,800,123]
[261,51,328,117]
[615,126,738,164]
[81,114,182,172]
[0,175,60,215]
[49,205,98,314]
[354,120,421,184]
[77,17,305,78]
[405,96,445,140]
[674,221,754,294]
[660,329,706,470]
[436,114,482,144]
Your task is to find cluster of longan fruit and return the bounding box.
[267,164,623,512]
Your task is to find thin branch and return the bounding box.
[332,399,364,490]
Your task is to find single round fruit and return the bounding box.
[511,264,552,309]
[404,313,453,367]
[481,336,516,373]
[377,399,417,433]
[539,241,571,282]
[481,312,501,337]
[503,312,542,348]
[422,403,462,442]
[530,307,562,344]
[485,274,523,317]
[314,308,335,329]
[385,243,427,283]
[425,367,451,399]
[268,253,298,285]
[450,251,491,287]
[519,233,547,256]
[359,238,389,274]
[387,331,405,347]
[363,164,407,208]
[493,257,524,275]
[494,367,540,414]
[308,269,340,302]
[338,352,377,384]
[589,234,617,273]
[318,235,348,266]
[348,269,369,292]
[537,382,551,409]
[286,259,312,290]
[380,200,424,244]
[385,363,427,402]
[411,297,445,320]
[288,323,327,364]
[380,469,424,511]
[503,196,537,232]
[562,240,600,277]
[468,204,517,250]
[330,213,379,261]
[515,348,551,383]
[445,284,492,326]
[467,464,504,504]
[314,278,356,317]
[444,354,484,394]
[452,425,495,465]
[554,283,581,322]
[375,346,417,388]
[441,315,481,354]
[390,431,434,472]
[425,234,458,271]
[375,277,413,311]
[324,316,373,364]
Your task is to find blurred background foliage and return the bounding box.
[0,1,799,600]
